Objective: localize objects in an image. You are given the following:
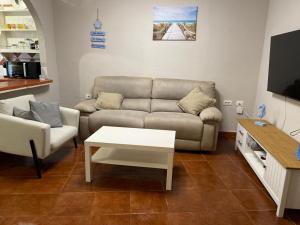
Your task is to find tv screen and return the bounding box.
[268,30,300,101]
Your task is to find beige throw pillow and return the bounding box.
[177,87,216,115]
[95,92,124,110]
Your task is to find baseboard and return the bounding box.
[219,131,236,140]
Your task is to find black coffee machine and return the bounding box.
[5,61,41,79]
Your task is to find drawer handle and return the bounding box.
[238,140,242,146]
[239,130,244,136]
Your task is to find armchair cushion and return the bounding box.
[0,94,35,115]
[29,101,63,128]
[199,107,223,122]
[50,126,78,150]
[74,99,97,113]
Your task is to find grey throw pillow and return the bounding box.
[13,107,37,121]
[29,100,63,127]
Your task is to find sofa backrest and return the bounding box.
[92,76,153,99]
[152,78,216,100]
[150,78,216,113]
[92,76,153,112]
[0,94,36,115]
[91,76,216,113]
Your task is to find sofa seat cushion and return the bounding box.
[88,110,148,133]
[121,98,151,112]
[151,99,182,113]
[145,112,203,141]
[50,125,78,150]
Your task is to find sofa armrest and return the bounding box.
[199,107,223,123]
[60,107,80,128]
[0,113,50,159]
[74,99,97,113]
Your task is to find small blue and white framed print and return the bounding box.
[90,31,106,36]
[91,37,106,42]
[91,44,106,49]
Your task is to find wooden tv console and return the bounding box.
[235,119,300,217]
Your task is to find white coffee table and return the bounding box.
[84,126,176,190]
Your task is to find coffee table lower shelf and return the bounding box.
[92,147,169,169]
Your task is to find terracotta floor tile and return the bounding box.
[247,211,294,225]
[182,161,215,175]
[90,215,130,225]
[172,161,189,177]
[191,173,227,191]
[13,176,67,194]
[232,189,276,211]
[217,170,258,189]
[51,192,94,216]
[209,160,243,175]
[175,151,206,161]
[202,150,232,161]
[198,190,244,214]
[0,165,37,177]
[167,212,206,225]
[165,190,203,212]
[43,164,75,177]
[203,211,254,225]
[0,177,25,194]
[131,213,167,225]
[40,216,91,225]
[172,174,196,191]
[1,138,299,224]
[286,209,300,225]
[130,191,167,213]
[0,194,57,217]
[0,217,44,225]
[92,192,130,215]
[63,175,93,192]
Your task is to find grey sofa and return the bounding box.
[76,76,222,151]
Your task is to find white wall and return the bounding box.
[0,0,60,103]
[53,0,269,131]
[254,0,300,142]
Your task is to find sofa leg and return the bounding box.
[29,140,42,179]
[73,137,78,149]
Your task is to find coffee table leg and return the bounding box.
[85,145,92,182]
[166,151,174,190]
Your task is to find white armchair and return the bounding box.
[0,95,80,178]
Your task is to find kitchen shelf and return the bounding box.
[0,28,36,32]
[0,48,39,54]
[0,9,28,12]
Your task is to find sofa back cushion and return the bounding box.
[151,78,216,100]
[121,98,151,112]
[92,76,153,99]
[0,94,36,115]
[151,99,182,113]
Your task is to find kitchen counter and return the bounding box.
[0,78,52,94]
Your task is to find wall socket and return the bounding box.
[85,93,92,100]
[236,100,244,106]
[223,100,233,106]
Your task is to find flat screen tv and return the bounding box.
[268,30,300,101]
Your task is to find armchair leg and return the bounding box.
[29,140,42,179]
[73,137,78,149]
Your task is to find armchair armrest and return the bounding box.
[60,107,80,128]
[199,107,223,123]
[0,113,50,159]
